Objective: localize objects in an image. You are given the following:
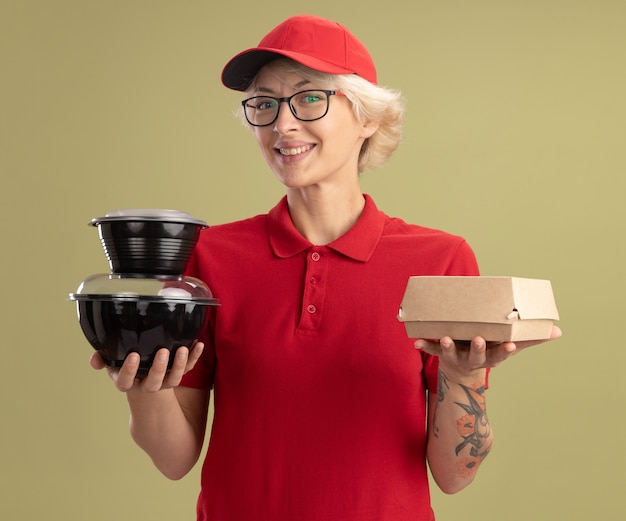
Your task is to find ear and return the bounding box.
[360,120,380,139]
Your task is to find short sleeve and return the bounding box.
[424,239,489,391]
[179,248,216,390]
[445,240,480,276]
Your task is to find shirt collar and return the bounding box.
[268,194,386,262]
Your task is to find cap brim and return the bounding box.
[221,47,358,91]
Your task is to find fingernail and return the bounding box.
[157,351,168,363]
[414,339,426,350]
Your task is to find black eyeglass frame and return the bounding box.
[241,90,340,127]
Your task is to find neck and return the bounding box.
[286,186,365,245]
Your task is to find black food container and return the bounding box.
[70,274,218,378]
[70,209,219,378]
[90,209,207,275]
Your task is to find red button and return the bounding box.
[311,252,321,261]
[309,276,317,284]
[307,304,317,314]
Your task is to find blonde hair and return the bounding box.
[242,59,405,173]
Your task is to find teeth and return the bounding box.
[279,145,312,156]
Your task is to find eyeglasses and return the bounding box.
[241,90,340,127]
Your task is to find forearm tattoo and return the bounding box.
[433,370,450,438]
[434,369,492,478]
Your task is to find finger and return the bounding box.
[550,325,563,340]
[467,337,487,367]
[512,325,563,351]
[90,351,106,370]
[440,336,456,354]
[114,352,141,392]
[162,346,189,387]
[483,341,517,367]
[414,338,441,356]
[141,348,170,392]
[186,341,205,370]
[437,336,461,366]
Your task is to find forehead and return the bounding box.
[251,65,312,94]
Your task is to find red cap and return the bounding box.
[221,15,377,91]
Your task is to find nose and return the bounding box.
[272,101,300,134]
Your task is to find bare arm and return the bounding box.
[418,326,562,494]
[425,360,492,494]
[91,343,209,480]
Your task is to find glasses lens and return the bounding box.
[243,97,279,127]
[290,90,330,121]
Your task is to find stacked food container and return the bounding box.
[69,209,219,377]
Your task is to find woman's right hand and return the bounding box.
[90,341,205,393]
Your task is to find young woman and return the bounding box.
[91,15,561,521]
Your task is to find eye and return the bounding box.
[300,93,324,104]
[250,98,278,111]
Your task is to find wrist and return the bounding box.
[437,364,487,389]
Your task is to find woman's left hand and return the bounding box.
[414,326,562,381]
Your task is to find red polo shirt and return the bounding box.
[182,195,479,521]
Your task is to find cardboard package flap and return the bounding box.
[397,276,559,342]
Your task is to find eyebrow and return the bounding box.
[254,79,312,95]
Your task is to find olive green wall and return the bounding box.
[2,1,624,519]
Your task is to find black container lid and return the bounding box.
[68,273,219,305]
[89,209,207,227]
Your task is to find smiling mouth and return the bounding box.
[278,145,313,156]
